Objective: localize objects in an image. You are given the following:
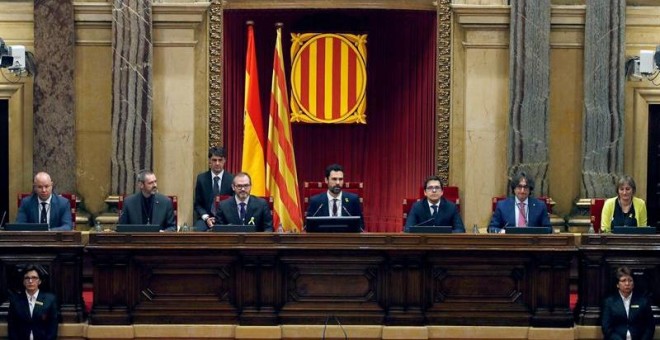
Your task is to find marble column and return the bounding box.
[33,0,76,192]
[110,0,154,194]
[507,0,551,195]
[580,0,626,198]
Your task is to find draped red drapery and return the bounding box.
[223,9,437,232]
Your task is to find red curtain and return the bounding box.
[223,9,437,232]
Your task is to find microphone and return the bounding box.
[342,205,352,216]
[311,203,324,217]
[414,217,436,227]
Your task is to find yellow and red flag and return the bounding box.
[290,33,367,124]
[266,24,303,232]
[241,21,266,196]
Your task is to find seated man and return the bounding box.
[488,171,551,233]
[404,176,464,233]
[16,172,72,231]
[215,172,273,232]
[118,170,176,231]
[305,164,364,230]
[193,147,234,231]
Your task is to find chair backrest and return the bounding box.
[402,198,422,227]
[302,181,364,216]
[17,192,77,228]
[118,194,178,226]
[491,195,553,215]
[443,186,460,212]
[590,198,606,233]
[214,194,274,214]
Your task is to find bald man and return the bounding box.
[16,172,72,231]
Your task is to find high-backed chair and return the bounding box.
[402,198,422,228]
[302,181,363,216]
[402,186,461,227]
[491,196,553,214]
[118,194,178,226]
[214,194,274,213]
[18,192,77,229]
[590,198,606,233]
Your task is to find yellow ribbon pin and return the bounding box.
[248,217,255,225]
[35,301,43,306]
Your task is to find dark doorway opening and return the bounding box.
[647,104,660,229]
[0,99,8,226]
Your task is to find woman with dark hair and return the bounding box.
[7,264,59,340]
[602,266,654,340]
[601,175,648,233]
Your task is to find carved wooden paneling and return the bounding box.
[0,232,84,323]
[87,233,576,327]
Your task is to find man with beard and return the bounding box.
[215,172,273,232]
[118,170,176,231]
[305,164,364,230]
[193,147,234,231]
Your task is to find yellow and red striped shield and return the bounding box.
[290,33,367,124]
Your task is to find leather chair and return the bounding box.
[589,198,606,233]
[302,181,363,216]
[118,194,178,226]
[214,194,274,213]
[403,185,461,227]
[18,192,77,229]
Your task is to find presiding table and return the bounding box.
[87,233,576,327]
[0,231,85,323]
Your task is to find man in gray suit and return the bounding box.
[118,170,176,231]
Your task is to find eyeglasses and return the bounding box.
[426,186,442,191]
[23,276,39,282]
[516,185,530,190]
[234,184,251,189]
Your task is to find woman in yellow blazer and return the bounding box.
[601,175,648,233]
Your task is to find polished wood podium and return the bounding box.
[576,234,660,325]
[0,232,85,323]
[87,233,576,327]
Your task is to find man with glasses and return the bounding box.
[215,172,272,232]
[488,171,550,233]
[404,175,464,232]
[7,264,59,340]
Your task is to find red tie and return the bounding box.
[517,202,526,227]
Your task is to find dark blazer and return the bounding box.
[8,291,59,340]
[405,198,464,233]
[306,191,364,230]
[118,193,176,231]
[216,195,273,232]
[602,292,655,340]
[488,196,551,231]
[193,170,233,231]
[16,193,72,231]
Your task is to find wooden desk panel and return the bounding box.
[87,233,576,327]
[0,232,85,323]
[576,234,660,326]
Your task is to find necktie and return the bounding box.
[29,295,35,316]
[213,176,220,195]
[517,202,526,227]
[40,202,47,224]
[239,202,246,224]
[332,199,338,216]
[431,204,438,217]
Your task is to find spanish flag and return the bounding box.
[266,23,303,232]
[241,21,266,196]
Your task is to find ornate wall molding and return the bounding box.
[436,0,452,185]
[208,0,223,147]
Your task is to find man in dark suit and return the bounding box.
[602,266,655,340]
[16,172,72,231]
[405,176,464,233]
[8,264,59,340]
[216,172,272,232]
[193,147,234,231]
[305,164,364,230]
[118,170,176,232]
[488,171,551,233]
